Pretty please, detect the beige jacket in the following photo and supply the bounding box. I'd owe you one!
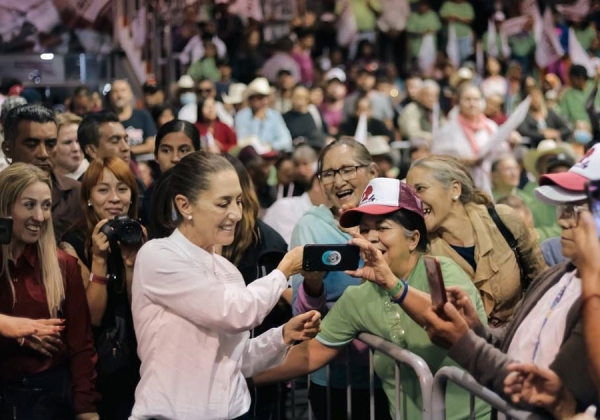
[428,203,547,325]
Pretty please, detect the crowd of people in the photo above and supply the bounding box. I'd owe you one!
[0,0,599,419]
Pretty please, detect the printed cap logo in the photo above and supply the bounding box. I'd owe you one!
[361,185,375,204]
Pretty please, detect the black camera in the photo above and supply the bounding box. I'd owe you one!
[100,215,143,247]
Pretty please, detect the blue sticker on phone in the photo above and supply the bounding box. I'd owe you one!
[322,250,342,266]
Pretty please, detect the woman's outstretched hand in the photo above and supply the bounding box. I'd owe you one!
[282,310,322,345]
[344,233,396,290]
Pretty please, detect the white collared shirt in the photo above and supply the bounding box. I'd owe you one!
[507,270,581,368]
[130,229,290,420]
[263,193,313,245]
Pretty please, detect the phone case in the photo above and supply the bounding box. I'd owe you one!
[302,245,360,272]
[424,256,447,311]
[586,181,600,235]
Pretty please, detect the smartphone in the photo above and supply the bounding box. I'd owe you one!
[424,256,447,312]
[302,244,360,272]
[586,180,600,236]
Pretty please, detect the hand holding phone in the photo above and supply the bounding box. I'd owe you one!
[586,180,600,236]
[302,244,360,272]
[424,256,447,312]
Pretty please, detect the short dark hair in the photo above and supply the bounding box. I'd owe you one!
[73,85,92,97]
[570,64,588,80]
[385,209,429,253]
[78,111,120,160]
[154,119,201,156]
[3,104,56,145]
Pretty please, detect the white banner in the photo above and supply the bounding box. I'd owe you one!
[535,8,564,69]
[487,19,499,57]
[569,27,597,77]
[26,0,60,32]
[69,0,110,22]
[447,25,460,69]
[354,113,368,144]
[500,16,530,37]
[418,33,436,76]
[480,95,531,159]
[557,0,590,23]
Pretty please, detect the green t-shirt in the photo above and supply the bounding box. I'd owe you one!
[558,84,592,125]
[440,1,474,39]
[406,11,442,57]
[522,182,561,242]
[336,0,382,32]
[508,32,536,57]
[316,256,491,420]
[575,25,597,51]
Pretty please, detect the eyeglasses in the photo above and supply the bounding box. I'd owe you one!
[198,88,213,94]
[318,165,367,185]
[556,204,588,223]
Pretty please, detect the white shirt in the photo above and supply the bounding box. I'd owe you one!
[179,34,227,65]
[431,115,504,196]
[178,101,234,128]
[64,159,90,181]
[130,229,290,420]
[377,0,410,32]
[507,270,581,368]
[263,193,313,244]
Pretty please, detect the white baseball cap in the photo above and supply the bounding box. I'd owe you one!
[535,143,600,205]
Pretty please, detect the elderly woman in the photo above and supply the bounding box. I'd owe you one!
[398,80,442,144]
[517,88,571,148]
[422,145,600,418]
[289,137,387,419]
[431,83,505,195]
[130,152,320,420]
[255,178,490,420]
[0,164,98,419]
[406,156,546,326]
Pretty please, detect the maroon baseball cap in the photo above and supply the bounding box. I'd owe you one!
[339,178,424,228]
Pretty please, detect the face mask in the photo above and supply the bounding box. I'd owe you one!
[180,92,196,105]
[573,129,592,144]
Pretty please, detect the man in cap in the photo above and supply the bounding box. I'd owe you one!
[142,80,165,109]
[234,78,293,151]
[523,140,577,242]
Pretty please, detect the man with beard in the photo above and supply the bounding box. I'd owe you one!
[2,105,82,240]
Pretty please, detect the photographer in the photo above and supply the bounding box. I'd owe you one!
[60,157,144,420]
[0,164,98,420]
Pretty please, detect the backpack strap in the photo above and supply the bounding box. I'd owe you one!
[487,205,530,291]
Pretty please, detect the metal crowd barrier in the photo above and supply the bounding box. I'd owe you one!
[431,366,539,420]
[279,338,537,420]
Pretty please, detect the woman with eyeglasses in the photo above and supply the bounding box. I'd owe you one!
[256,178,491,420]
[406,156,546,327]
[289,137,390,419]
[421,146,600,418]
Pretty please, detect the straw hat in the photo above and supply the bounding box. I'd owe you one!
[177,75,195,89]
[523,139,576,179]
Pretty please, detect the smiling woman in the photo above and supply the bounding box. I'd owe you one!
[59,157,142,420]
[129,151,319,420]
[0,163,99,419]
[406,156,546,326]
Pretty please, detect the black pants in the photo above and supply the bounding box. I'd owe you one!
[308,383,392,420]
[0,365,74,420]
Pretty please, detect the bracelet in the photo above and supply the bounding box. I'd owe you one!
[386,279,404,298]
[18,337,24,346]
[393,280,409,305]
[581,293,600,313]
[89,273,108,286]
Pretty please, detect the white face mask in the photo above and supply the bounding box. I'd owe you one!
[180,92,196,105]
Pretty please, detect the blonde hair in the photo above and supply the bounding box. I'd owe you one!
[0,164,65,316]
[410,155,493,206]
[56,112,82,132]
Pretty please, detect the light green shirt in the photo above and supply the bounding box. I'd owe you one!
[575,25,597,51]
[508,32,536,57]
[406,10,442,57]
[522,182,561,242]
[317,256,491,420]
[439,1,474,39]
[337,0,382,32]
[558,83,592,125]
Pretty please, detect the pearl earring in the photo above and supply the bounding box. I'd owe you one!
[87,201,92,207]
[188,215,192,220]
[452,196,459,201]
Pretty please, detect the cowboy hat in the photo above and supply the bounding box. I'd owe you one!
[222,83,247,105]
[523,139,576,179]
[243,78,271,100]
